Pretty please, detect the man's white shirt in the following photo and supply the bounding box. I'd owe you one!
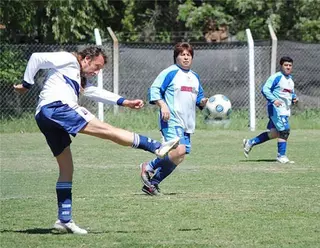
[23,52,124,115]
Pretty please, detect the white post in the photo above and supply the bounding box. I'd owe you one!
[268,24,278,75]
[94,28,104,121]
[246,29,256,131]
[107,27,119,115]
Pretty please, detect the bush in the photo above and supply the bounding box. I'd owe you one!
[0,48,27,85]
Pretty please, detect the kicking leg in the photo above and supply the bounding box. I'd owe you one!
[80,117,179,158]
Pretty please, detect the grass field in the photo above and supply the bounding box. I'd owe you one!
[1,129,319,248]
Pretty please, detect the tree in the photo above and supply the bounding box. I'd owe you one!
[288,0,320,42]
[0,0,319,43]
[177,0,320,42]
[0,0,123,43]
[120,0,184,42]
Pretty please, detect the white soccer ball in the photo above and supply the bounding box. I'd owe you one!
[204,94,232,120]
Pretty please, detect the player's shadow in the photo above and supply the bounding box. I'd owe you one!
[90,230,151,234]
[1,227,201,235]
[239,159,277,163]
[90,228,202,234]
[1,228,55,235]
[178,228,202,232]
[134,192,182,196]
[1,228,153,235]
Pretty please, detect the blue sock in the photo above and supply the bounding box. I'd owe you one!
[277,141,287,156]
[56,182,72,223]
[149,157,162,171]
[132,134,161,153]
[249,132,270,146]
[150,156,177,185]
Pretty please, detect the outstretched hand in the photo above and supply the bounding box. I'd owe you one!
[200,97,209,107]
[122,99,144,109]
[13,84,29,94]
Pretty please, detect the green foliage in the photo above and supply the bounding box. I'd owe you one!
[120,0,183,42]
[0,49,27,85]
[293,18,320,42]
[178,1,233,29]
[121,0,140,42]
[290,0,320,42]
[46,0,116,43]
[0,0,120,43]
[177,0,320,42]
[0,0,319,43]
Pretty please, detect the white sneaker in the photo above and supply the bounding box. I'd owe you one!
[243,139,252,158]
[155,137,180,158]
[53,219,88,234]
[277,155,294,164]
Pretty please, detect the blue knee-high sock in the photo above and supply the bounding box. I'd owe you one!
[150,156,177,185]
[56,182,72,223]
[249,132,270,146]
[277,141,287,156]
[148,157,162,171]
[132,134,161,153]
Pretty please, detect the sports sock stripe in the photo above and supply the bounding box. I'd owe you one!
[132,133,139,148]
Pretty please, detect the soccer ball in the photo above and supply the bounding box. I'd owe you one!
[204,94,232,120]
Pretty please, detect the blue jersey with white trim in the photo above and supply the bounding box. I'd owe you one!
[261,71,295,116]
[148,64,204,133]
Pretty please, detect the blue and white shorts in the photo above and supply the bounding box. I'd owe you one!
[35,101,95,156]
[267,115,290,132]
[160,126,191,154]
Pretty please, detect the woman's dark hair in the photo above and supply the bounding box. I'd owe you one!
[173,42,194,63]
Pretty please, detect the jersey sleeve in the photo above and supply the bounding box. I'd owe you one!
[261,73,281,103]
[292,89,297,99]
[83,82,125,106]
[148,67,178,104]
[22,52,77,88]
[194,72,205,109]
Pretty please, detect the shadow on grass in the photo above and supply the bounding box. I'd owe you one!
[134,192,183,197]
[178,228,202,232]
[0,228,152,235]
[90,230,151,234]
[90,228,202,234]
[1,227,202,235]
[239,159,277,163]
[1,228,55,235]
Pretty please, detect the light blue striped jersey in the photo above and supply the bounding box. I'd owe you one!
[148,64,204,133]
[261,71,296,116]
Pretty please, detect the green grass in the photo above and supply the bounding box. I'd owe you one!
[1,130,319,247]
[1,108,320,133]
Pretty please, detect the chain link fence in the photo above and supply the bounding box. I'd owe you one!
[1,41,319,120]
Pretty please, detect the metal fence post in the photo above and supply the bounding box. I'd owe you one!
[246,29,256,131]
[268,24,278,75]
[94,28,104,121]
[107,27,119,115]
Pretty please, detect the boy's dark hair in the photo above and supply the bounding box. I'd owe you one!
[78,46,107,64]
[280,56,293,65]
[173,42,194,63]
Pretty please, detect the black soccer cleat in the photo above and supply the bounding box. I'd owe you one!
[141,185,161,196]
